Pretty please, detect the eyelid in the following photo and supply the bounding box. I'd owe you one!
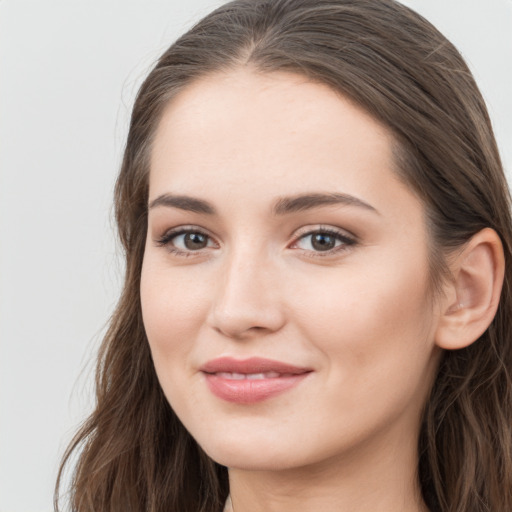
[155,225,219,255]
[154,223,357,258]
[291,224,356,241]
[288,225,358,258]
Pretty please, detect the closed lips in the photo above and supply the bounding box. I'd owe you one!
[215,371,290,380]
[201,357,313,404]
[200,356,312,376]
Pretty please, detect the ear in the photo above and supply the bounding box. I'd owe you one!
[435,228,505,350]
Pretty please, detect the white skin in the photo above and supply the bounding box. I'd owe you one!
[141,69,448,512]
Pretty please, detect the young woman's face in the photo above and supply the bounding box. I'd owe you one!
[141,69,443,471]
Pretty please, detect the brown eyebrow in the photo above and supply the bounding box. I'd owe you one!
[148,192,378,216]
[148,194,216,214]
[272,192,378,215]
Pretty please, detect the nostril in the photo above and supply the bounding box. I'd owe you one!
[207,278,286,337]
[211,317,283,340]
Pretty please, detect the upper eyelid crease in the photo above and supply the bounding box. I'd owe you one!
[156,227,356,257]
[147,192,379,216]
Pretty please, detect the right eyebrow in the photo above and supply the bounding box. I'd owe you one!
[148,194,217,215]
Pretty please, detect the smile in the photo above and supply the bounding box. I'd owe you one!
[200,357,312,404]
[216,371,284,380]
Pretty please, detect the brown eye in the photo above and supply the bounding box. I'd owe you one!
[293,228,356,255]
[182,232,209,250]
[156,229,216,254]
[310,233,337,251]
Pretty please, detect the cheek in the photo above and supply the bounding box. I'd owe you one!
[140,258,211,363]
[140,259,216,421]
[288,252,436,379]
[285,260,438,443]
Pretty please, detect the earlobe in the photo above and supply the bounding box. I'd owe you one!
[435,228,505,350]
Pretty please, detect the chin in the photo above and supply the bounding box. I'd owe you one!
[195,430,305,471]
[197,425,342,473]
[205,446,300,471]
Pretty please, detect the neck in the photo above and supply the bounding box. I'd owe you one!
[225,422,429,512]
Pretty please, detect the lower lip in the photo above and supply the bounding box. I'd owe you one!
[203,373,310,404]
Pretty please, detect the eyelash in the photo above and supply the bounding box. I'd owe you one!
[155,225,357,259]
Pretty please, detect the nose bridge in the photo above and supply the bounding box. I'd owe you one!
[208,240,285,338]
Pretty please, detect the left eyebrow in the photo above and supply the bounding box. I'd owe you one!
[272,192,379,216]
[147,191,379,216]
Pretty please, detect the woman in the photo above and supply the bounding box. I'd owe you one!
[55,0,512,511]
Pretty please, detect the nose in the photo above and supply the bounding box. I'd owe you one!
[207,248,286,340]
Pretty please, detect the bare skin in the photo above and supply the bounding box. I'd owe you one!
[142,68,449,512]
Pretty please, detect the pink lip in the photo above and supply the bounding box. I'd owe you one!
[200,357,312,404]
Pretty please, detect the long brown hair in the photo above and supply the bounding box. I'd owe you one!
[55,1,512,511]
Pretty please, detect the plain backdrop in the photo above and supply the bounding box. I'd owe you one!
[0,1,511,511]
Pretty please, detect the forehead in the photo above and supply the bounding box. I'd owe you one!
[149,68,417,219]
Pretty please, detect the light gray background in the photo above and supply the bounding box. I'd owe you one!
[1,1,511,511]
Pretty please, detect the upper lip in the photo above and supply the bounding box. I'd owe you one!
[200,357,312,375]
